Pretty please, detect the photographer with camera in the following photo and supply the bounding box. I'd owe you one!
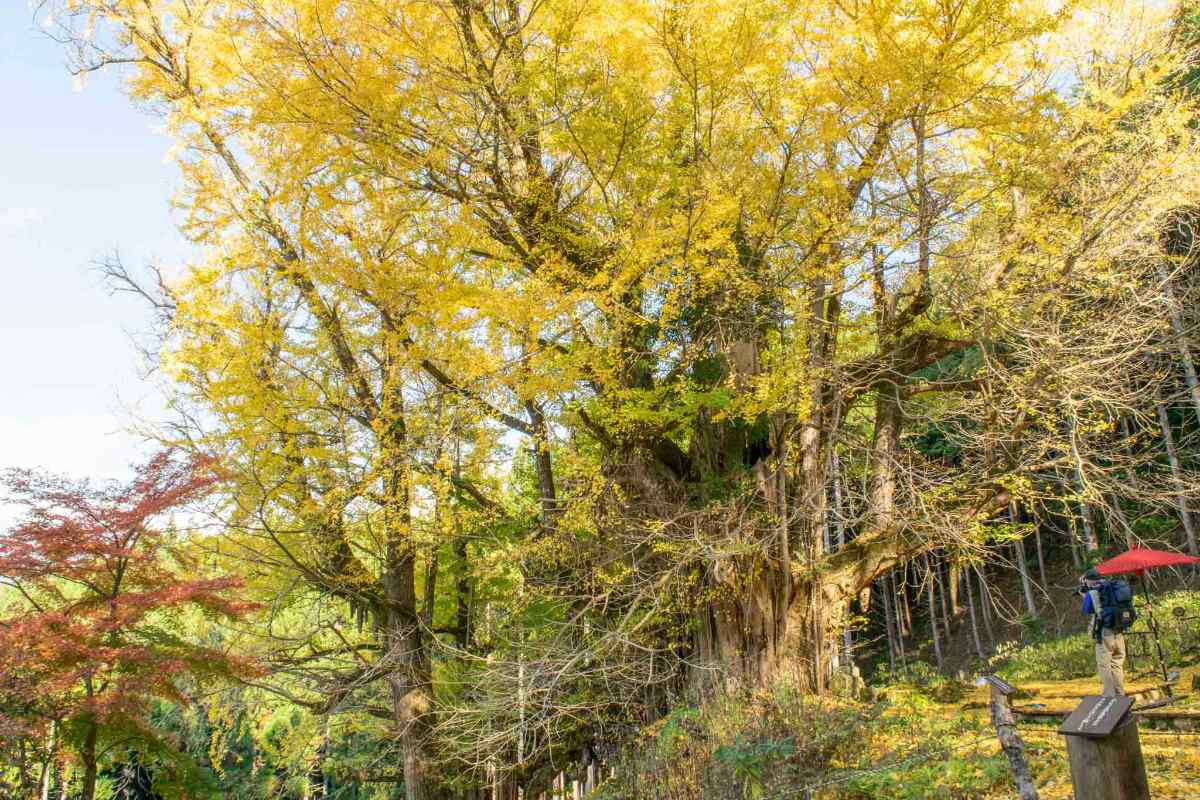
[1080,567,1138,696]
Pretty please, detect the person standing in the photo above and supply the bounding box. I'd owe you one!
[1081,567,1127,696]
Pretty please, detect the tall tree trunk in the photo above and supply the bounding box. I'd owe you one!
[525,401,559,526]
[926,557,943,668]
[977,567,997,645]
[832,453,852,664]
[1068,417,1099,555]
[453,434,472,649]
[17,738,32,798]
[79,719,98,800]
[964,562,987,659]
[1031,505,1049,589]
[938,558,953,641]
[379,379,438,800]
[1106,493,1135,550]
[308,722,330,800]
[384,554,438,800]
[882,574,899,670]
[1011,505,1038,618]
[948,561,961,618]
[39,721,56,800]
[892,571,908,666]
[1157,261,1200,424]
[1156,401,1198,554]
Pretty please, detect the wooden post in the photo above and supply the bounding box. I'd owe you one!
[985,677,1038,800]
[1064,717,1150,800]
[1060,695,1150,800]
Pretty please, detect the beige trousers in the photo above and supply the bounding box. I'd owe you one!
[1095,629,1127,696]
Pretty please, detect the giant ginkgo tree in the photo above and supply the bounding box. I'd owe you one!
[43,0,1200,796]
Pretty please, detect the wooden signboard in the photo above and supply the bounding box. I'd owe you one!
[1058,695,1134,738]
[981,674,1017,697]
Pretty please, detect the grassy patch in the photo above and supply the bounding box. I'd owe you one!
[994,589,1200,683]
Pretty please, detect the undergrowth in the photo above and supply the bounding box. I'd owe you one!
[994,589,1200,682]
[594,588,1200,799]
[593,674,1009,799]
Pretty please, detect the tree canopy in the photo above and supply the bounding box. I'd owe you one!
[10,0,1200,797]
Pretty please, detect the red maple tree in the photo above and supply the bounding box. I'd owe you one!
[0,451,257,800]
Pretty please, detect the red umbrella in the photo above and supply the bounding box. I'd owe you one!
[1092,547,1200,689]
[1096,547,1200,576]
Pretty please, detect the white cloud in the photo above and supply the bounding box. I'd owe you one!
[0,207,47,236]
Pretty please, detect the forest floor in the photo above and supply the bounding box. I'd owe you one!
[594,586,1200,799]
[860,582,1200,799]
[874,584,1200,799]
[959,669,1200,799]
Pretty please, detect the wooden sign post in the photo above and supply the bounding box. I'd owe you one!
[982,675,1038,800]
[1059,696,1150,800]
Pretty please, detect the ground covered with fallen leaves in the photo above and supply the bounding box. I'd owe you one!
[595,590,1200,798]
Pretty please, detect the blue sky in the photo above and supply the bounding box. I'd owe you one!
[0,5,190,490]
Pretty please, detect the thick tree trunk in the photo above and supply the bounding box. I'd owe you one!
[693,568,790,691]
[377,379,438,800]
[383,554,438,800]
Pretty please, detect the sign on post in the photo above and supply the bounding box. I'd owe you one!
[1058,695,1133,738]
[1059,696,1149,800]
[980,674,1017,697]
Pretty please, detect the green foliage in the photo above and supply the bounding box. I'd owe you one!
[597,673,1018,799]
[840,684,1008,799]
[1134,515,1181,542]
[714,735,796,799]
[843,748,1009,800]
[992,634,1097,682]
[871,661,971,703]
[654,706,702,760]
[995,589,1200,682]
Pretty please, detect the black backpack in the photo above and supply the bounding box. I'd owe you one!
[1097,578,1137,633]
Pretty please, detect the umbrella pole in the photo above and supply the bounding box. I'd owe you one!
[1141,577,1171,691]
